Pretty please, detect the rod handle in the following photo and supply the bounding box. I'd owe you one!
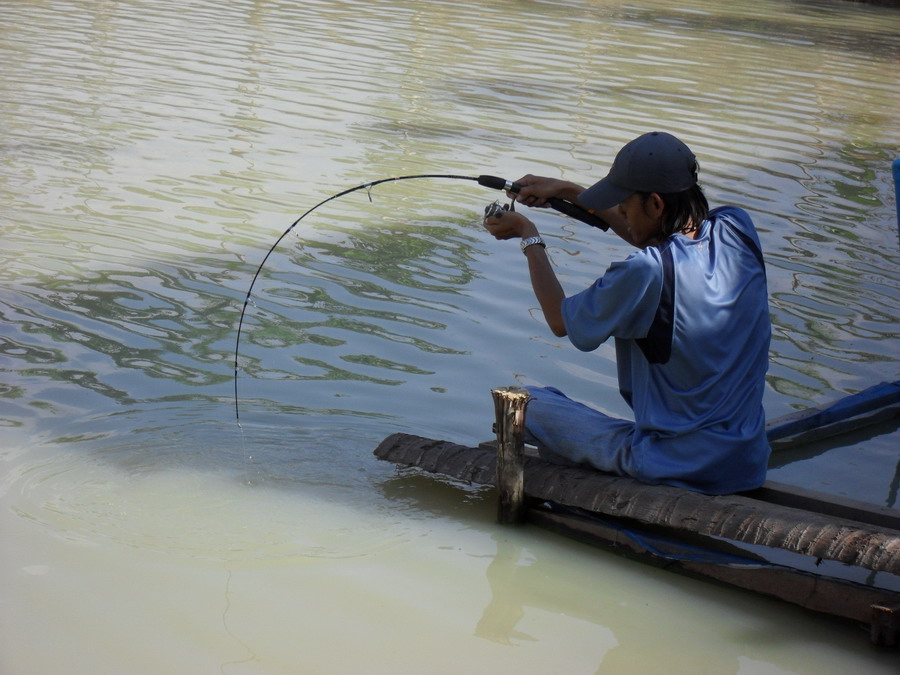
[477,175,610,231]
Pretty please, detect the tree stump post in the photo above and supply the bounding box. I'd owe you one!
[491,386,531,525]
[870,602,900,648]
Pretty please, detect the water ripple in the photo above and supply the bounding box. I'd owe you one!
[2,0,898,463]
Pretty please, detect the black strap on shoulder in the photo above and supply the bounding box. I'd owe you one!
[724,221,766,273]
[709,207,766,273]
[635,245,675,365]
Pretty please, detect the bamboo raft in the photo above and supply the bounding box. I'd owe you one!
[374,384,900,647]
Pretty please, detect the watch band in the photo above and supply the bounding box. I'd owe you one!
[520,236,546,255]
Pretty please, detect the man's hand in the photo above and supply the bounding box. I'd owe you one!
[508,175,585,208]
[483,210,539,241]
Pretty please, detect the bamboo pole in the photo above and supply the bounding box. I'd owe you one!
[491,386,531,525]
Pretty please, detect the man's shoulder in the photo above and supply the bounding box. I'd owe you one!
[581,248,662,301]
[613,246,666,277]
[708,205,766,267]
[709,205,755,230]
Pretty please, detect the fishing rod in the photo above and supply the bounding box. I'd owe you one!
[232,172,609,424]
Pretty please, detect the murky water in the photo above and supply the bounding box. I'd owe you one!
[2,0,899,672]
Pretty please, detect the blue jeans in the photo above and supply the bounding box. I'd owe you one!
[523,386,637,477]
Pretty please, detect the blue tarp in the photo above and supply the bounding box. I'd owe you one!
[767,380,900,442]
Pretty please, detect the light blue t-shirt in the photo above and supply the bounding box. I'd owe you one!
[561,206,771,493]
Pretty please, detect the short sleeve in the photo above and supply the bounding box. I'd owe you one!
[562,250,663,352]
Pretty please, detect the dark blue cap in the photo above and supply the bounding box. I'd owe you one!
[579,132,699,212]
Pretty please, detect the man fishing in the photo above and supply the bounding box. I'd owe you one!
[483,131,771,495]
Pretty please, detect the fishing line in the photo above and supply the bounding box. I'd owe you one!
[233,173,609,424]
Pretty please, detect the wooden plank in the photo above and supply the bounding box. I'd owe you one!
[525,462,900,575]
[375,433,496,485]
[481,439,900,531]
[374,433,900,575]
[748,481,900,532]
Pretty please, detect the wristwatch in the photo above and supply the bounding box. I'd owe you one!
[520,236,546,255]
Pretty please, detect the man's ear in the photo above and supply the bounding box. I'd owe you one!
[645,192,665,218]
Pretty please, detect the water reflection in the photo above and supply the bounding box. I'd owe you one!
[376,471,898,673]
[4,0,898,428]
[475,535,755,672]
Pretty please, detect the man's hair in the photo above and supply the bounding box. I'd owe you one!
[639,183,709,238]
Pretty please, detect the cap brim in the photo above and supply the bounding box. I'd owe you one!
[578,177,634,213]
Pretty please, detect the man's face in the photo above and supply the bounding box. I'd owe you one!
[617,193,664,247]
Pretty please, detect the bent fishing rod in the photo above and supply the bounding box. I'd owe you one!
[233,173,609,424]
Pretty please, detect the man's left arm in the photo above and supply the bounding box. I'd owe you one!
[483,211,567,337]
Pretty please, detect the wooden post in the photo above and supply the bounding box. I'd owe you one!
[491,386,531,525]
[870,602,900,648]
